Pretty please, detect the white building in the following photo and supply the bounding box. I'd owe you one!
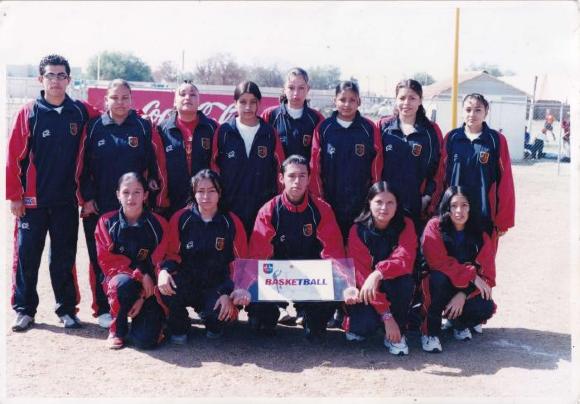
[422,71,530,161]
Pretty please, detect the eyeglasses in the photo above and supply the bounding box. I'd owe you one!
[43,72,69,81]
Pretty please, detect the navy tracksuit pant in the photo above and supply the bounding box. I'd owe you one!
[346,274,414,337]
[11,204,80,318]
[82,214,111,317]
[107,274,164,349]
[424,270,495,337]
[246,301,337,335]
[161,272,228,336]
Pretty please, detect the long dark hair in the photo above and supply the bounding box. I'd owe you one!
[354,181,405,235]
[394,79,428,124]
[438,186,483,244]
[189,169,223,211]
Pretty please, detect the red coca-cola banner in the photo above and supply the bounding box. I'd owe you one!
[87,87,279,124]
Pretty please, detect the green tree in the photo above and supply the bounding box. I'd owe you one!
[87,51,153,82]
[152,60,178,83]
[308,65,341,89]
[247,65,284,87]
[193,53,247,85]
[411,72,435,86]
[467,63,515,77]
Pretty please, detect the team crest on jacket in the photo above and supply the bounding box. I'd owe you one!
[136,248,149,261]
[479,151,490,164]
[128,136,139,148]
[303,223,313,237]
[355,144,365,157]
[302,134,312,147]
[69,123,78,136]
[411,143,422,157]
[257,146,268,158]
[201,137,211,150]
[215,237,225,251]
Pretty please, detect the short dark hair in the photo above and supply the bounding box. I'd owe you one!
[234,81,261,101]
[281,154,310,175]
[39,54,70,76]
[107,78,132,93]
[463,93,489,111]
[335,80,360,97]
[354,181,405,235]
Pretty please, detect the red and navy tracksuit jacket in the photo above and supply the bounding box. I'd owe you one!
[433,123,515,234]
[421,217,496,291]
[77,110,161,213]
[156,110,218,213]
[261,102,324,162]
[95,208,169,332]
[210,117,285,235]
[6,91,99,207]
[249,192,345,261]
[310,111,383,239]
[162,206,248,295]
[242,191,346,297]
[378,116,443,220]
[346,217,417,315]
[95,209,168,285]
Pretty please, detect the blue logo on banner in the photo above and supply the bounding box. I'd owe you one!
[263,263,274,274]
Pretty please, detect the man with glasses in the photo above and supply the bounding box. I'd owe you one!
[6,54,99,332]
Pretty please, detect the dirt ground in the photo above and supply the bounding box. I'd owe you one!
[3,158,576,402]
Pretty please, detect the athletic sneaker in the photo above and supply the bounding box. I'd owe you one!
[170,334,188,345]
[59,314,82,329]
[295,316,304,326]
[12,313,34,332]
[107,334,124,350]
[441,318,453,330]
[472,324,483,334]
[97,313,113,329]
[384,335,409,356]
[278,307,296,325]
[345,331,366,342]
[453,327,472,341]
[421,335,443,353]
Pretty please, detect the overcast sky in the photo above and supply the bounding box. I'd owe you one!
[0,1,577,95]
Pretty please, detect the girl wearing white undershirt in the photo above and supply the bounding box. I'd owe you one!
[378,79,444,224]
[261,68,324,162]
[210,81,285,235]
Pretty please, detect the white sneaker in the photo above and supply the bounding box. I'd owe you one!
[295,316,304,326]
[345,331,366,342]
[278,307,296,325]
[421,335,443,353]
[59,314,82,329]
[12,313,34,332]
[472,324,483,334]
[441,318,453,330]
[384,335,409,355]
[97,313,113,329]
[453,327,472,341]
[170,334,188,345]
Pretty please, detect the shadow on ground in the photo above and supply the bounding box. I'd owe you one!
[46,321,566,375]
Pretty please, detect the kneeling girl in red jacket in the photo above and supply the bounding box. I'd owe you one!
[420,186,496,353]
[345,181,417,355]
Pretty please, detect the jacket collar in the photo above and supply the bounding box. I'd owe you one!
[280,191,310,213]
[101,109,137,126]
[118,207,148,229]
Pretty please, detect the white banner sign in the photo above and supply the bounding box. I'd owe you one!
[257,260,335,301]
